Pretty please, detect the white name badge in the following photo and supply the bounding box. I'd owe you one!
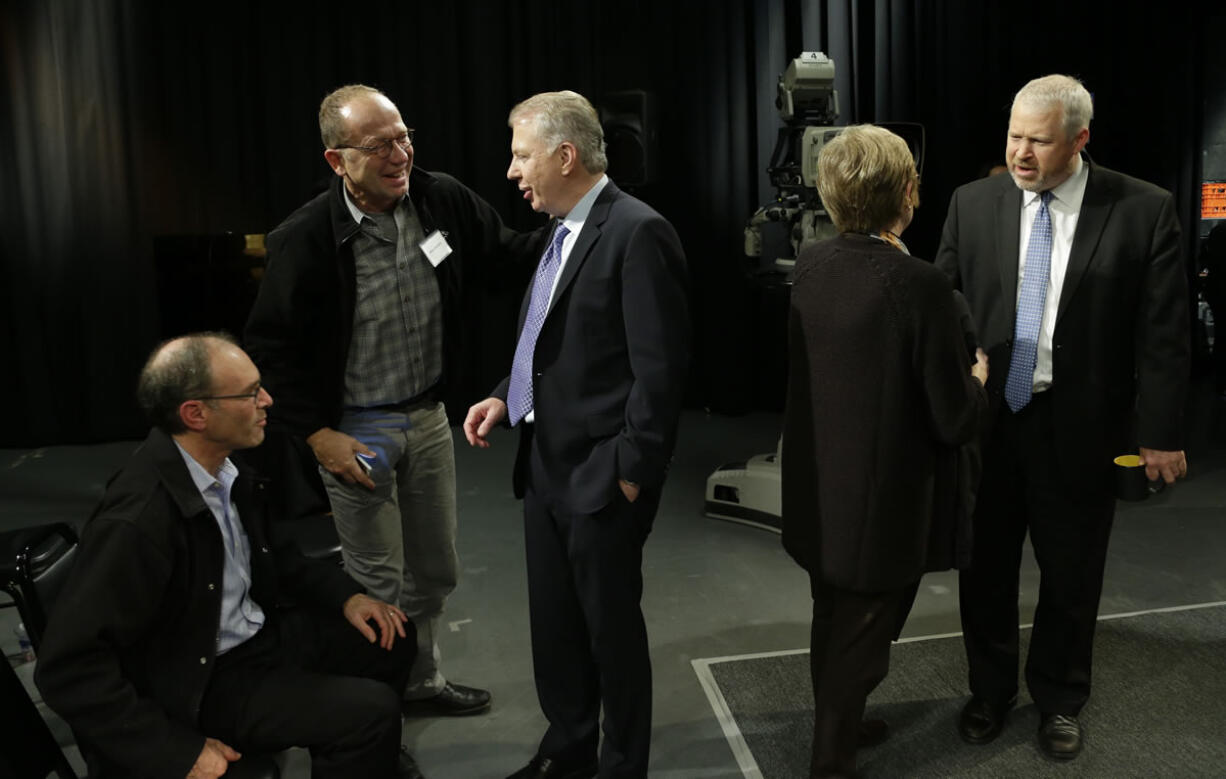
[420,230,453,267]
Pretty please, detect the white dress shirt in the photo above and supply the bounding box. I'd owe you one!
[1017,156,1088,392]
[523,174,610,424]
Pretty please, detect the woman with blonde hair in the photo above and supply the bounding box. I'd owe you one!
[782,124,988,778]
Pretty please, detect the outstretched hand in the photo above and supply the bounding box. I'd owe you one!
[463,398,508,448]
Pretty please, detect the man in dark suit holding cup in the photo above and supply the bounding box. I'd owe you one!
[935,74,1190,761]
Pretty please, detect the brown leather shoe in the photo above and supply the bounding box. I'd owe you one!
[1037,713,1082,760]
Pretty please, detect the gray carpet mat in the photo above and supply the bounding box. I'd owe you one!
[697,604,1226,778]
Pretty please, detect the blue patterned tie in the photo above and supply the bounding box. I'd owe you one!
[1004,190,1053,413]
[507,224,570,425]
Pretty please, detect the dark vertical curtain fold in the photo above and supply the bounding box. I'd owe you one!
[0,0,1216,445]
[2,0,157,445]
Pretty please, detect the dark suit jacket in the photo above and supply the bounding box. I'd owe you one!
[781,234,987,591]
[934,161,1189,486]
[494,180,690,515]
[35,429,363,779]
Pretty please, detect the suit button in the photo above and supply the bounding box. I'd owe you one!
[207,583,215,591]
[199,657,207,665]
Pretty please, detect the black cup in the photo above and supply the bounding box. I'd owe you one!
[1114,454,1164,501]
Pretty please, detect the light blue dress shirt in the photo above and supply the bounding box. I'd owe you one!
[175,443,266,654]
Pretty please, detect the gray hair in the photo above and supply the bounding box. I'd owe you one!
[1013,74,1094,140]
[319,84,387,148]
[137,332,237,434]
[509,90,608,173]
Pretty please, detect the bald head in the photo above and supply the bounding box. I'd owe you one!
[137,332,237,433]
[319,84,394,149]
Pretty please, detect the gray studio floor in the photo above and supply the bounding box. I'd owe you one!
[4,401,1226,778]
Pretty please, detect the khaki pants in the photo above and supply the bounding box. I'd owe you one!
[322,400,458,698]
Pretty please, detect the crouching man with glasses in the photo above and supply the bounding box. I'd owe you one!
[36,332,422,779]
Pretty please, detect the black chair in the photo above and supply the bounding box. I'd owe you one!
[1,523,79,649]
[2,523,282,779]
[1,522,79,779]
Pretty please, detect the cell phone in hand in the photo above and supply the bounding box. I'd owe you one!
[355,452,375,475]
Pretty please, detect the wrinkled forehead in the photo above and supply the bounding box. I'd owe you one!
[341,95,406,141]
[209,343,260,390]
[510,119,546,152]
[1008,102,1064,134]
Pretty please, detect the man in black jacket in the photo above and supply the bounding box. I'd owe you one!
[36,333,419,779]
[245,85,537,715]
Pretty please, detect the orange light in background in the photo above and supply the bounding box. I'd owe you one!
[1204,182,1226,220]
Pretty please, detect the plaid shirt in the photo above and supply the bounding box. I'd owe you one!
[343,196,443,407]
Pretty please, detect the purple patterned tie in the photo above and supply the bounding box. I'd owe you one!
[1004,190,1053,412]
[507,224,570,425]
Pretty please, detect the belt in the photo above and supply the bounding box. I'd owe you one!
[357,384,439,413]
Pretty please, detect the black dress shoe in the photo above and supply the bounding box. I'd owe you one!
[398,746,425,779]
[1037,713,1082,760]
[958,696,1016,744]
[404,681,491,716]
[857,718,890,748]
[506,755,598,779]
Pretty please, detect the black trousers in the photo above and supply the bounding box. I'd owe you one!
[959,391,1115,715]
[807,576,915,779]
[523,478,660,778]
[197,606,416,779]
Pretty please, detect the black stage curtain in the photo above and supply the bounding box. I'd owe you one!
[0,0,1217,446]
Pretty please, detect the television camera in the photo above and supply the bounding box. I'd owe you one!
[746,52,926,274]
[745,51,844,273]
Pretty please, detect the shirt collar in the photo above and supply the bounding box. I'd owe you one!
[1022,154,1087,212]
[173,441,238,495]
[342,186,405,226]
[560,174,610,234]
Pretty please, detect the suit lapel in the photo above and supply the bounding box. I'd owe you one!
[545,182,618,318]
[995,183,1022,325]
[1057,164,1112,324]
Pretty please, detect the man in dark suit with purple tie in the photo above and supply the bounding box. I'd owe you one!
[464,90,689,779]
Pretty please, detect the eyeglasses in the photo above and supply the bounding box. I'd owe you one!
[334,130,415,158]
[196,385,262,404]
